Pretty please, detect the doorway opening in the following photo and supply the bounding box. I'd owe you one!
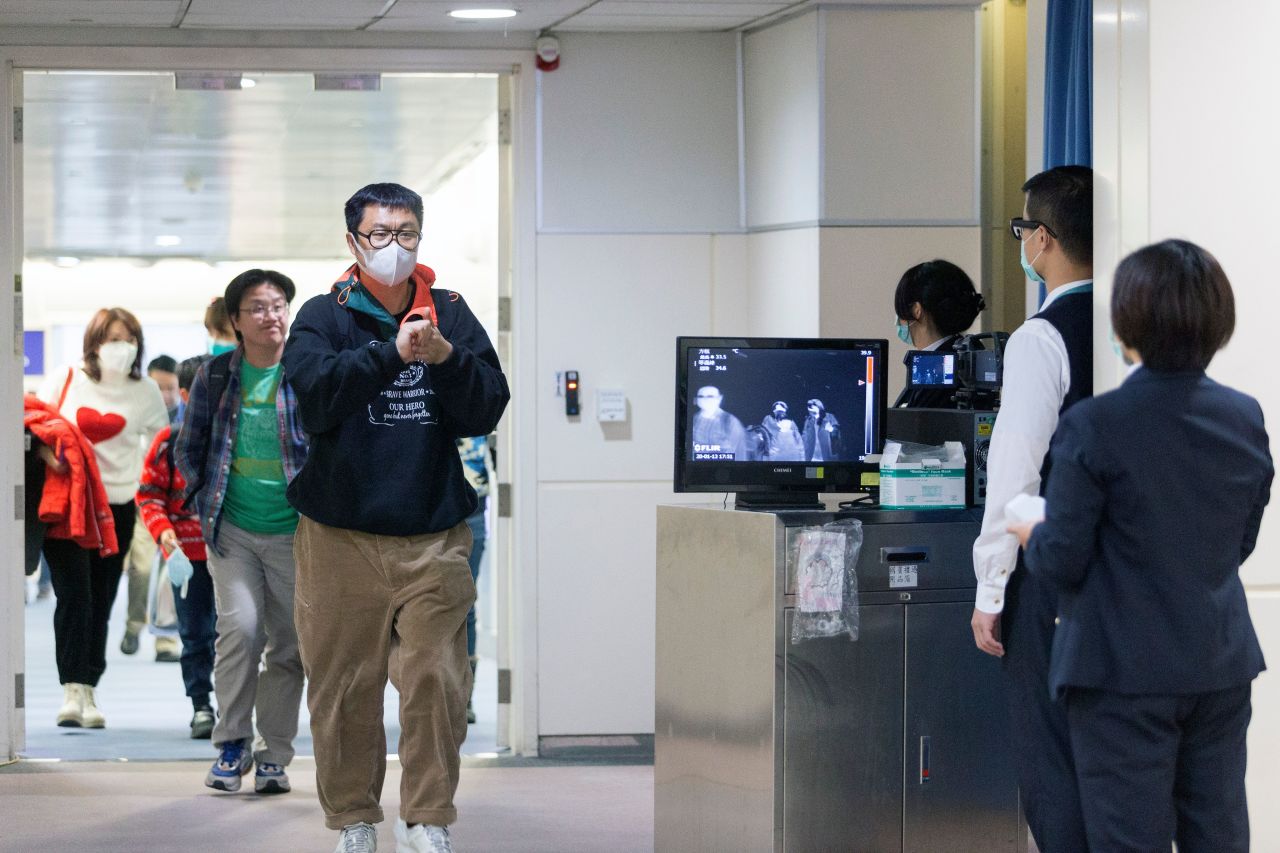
[18,68,509,761]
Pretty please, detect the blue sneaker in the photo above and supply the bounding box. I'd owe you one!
[205,739,253,791]
[254,762,291,794]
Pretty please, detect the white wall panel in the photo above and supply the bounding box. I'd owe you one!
[821,7,979,224]
[745,227,820,337]
[535,234,713,483]
[536,483,713,735]
[538,33,741,234]
[710,233,750,335]
[743,13,821,228]
[817,226,981,400]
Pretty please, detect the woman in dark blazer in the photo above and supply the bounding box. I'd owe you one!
[891,259,987,408]
[1010,239,1273,853]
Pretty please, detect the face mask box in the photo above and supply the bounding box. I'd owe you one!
[879,440,967,510]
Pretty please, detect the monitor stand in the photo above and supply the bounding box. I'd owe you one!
[734,492,824,511]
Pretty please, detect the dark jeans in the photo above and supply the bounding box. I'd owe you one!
[465,497,487,657]
[1068,684,1252,853]
[173,558,216,706]
[43,502,136,686]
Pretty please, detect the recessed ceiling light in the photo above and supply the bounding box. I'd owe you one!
[241,77,257,89]
[54,256,81,268]
[155,235,182,247]
[448,8,518,19]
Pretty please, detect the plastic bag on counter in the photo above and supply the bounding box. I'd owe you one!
[791,518,863,644]
[883,440,953,466]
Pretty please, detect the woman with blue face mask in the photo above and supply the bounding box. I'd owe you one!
[892,259,987,408]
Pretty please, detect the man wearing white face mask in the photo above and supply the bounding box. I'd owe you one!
[39,307,169,729]
[969,165,1094,853]
[283,183,509,853]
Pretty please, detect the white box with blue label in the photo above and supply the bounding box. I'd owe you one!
[879,440,967,509]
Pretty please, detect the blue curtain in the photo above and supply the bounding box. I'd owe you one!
[1044,0,1092,168]
[1039,0,1092,304]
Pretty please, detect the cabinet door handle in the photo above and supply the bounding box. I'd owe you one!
[919,735,931,784]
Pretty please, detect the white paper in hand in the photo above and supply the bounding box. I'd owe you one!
[1004,493,1046,524]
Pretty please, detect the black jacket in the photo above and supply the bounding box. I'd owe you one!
[281,284,509,536]
[1025,368,1272,698]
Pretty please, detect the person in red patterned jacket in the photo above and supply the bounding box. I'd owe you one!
[136,354,216,740]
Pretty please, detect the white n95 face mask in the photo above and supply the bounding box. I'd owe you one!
[356,242,418,288]
[98,341,137,376]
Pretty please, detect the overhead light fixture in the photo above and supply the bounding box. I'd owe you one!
[241,77,257,89]
[155,235,182,247]
[53,256,81,268]
[448,8,518,19]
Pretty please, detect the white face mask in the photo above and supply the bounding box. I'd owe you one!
[353,240,418,288]
[98,341,137,376]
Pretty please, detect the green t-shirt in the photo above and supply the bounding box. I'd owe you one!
[221,361,298,535]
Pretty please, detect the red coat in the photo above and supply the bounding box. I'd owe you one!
[24,395,119,556]
[136,425,206,562]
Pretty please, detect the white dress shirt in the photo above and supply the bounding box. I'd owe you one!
[973,279,1092,613]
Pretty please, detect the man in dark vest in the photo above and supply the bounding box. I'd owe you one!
[970,165,1094,853]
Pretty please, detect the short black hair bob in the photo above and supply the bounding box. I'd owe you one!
[344,183,425,233]
[894,259,986,337]
[176,354,211,392]
[223,269,297,342]
[1022,165,1093,267]
[1111,239,1235,372]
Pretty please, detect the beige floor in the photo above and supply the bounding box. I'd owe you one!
[0,758,654,852]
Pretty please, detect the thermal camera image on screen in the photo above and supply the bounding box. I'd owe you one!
[687,347,878,463]
[910,353,956,387]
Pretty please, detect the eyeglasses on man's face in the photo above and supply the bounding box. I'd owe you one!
[243,302,289,320]
[1009,218,1059,241]
[352,229,422,250]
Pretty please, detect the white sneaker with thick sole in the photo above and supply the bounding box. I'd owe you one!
[394,819,453,853]
[335,822,378,852]
[56,683,83,727]
[79,685,105,728]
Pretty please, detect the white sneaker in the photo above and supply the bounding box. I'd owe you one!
[56,683,83,727]
[79,685,105,728]
[335,822,378,852]
[394,819,453,853]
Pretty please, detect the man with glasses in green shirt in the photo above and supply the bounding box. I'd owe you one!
[175,268,309,798]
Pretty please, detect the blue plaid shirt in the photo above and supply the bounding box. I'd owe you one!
[173,348,308,555]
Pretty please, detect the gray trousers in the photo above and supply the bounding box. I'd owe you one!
[207,520,304,765]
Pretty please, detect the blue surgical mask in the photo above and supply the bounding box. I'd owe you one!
[1020,239,1046,285]
[896,320,912,345]
[1109,329,1134,365]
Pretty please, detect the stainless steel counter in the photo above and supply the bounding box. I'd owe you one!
[655,504,1026,853]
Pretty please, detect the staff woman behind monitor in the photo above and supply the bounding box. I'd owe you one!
[892,259,986,408]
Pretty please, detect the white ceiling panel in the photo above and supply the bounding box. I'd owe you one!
[181,0,387,29]
[0,0,182,28]
[582,2,787,17]
[371,0,579,32]
[23,72,499,262]
[559,14,768,31]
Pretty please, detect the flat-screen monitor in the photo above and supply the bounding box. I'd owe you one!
[906,351,957,387]
[674,337,889,507]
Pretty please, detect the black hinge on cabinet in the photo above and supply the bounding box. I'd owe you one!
[14,485,23,521]
[497,483,512,518]
[12,107,21,144]
[15,673,24,709]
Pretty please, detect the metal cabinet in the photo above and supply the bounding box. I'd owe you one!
[656,505,1025,853]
